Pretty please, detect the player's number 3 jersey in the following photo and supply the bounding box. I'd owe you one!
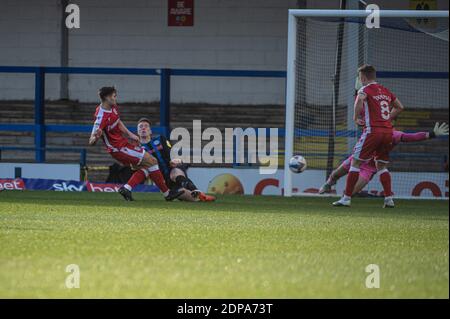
[92,105,128,152]
[358,82,396,133]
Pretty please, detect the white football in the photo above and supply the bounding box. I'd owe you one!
[289,155,307,173]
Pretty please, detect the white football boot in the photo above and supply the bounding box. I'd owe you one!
[383,196,395,208]
[332,196,351,207]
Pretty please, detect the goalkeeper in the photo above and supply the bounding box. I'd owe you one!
[136,118,215,202]
[319,122,449,195]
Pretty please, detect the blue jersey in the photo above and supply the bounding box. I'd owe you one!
[142,135,172,178]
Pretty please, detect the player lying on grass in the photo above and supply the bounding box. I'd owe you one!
[88,86,183,202]
[136,118,216,202]
[333,64,404,208]
[320,122,449,195]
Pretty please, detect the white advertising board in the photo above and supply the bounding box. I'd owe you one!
[188,168,449,199]
[0,163,80,182]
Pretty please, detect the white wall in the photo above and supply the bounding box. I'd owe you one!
[68,0,300,104]
[0,0,61,100]
[0,0,299,104]
[0,0,448,104]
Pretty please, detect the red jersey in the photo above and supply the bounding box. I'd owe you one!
[358,82,396,133]
[92,105,128,152]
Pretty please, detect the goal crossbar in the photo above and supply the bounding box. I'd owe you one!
[288,9,449,18]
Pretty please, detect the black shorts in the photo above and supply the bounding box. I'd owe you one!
[164,163,189,190]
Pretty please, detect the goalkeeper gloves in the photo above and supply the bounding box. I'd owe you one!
[429,122,449,138]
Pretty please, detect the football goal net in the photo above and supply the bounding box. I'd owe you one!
[283,9,449,199]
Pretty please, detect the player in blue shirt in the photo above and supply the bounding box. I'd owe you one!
[137,118,215,202]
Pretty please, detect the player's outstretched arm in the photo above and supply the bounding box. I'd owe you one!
[118,120,139,143]
[389,99,405,121]
[398,131,429,143]
[396,122,448,144]
[353,93,365,126]
[89,128,102,145]
[88,135,96,145]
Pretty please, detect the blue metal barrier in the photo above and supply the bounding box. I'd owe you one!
[1,66,448,165]
[0,66,286,163]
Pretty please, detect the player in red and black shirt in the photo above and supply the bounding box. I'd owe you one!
[88,86,183,201]
[333,65,405,208]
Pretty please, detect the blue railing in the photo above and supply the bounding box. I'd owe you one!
[0,66,448,165]
[0,66,285,163]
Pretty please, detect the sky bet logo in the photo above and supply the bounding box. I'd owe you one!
[52,182,84,192]
[86,183,121,192]
[0,179,25,191]
[52,182,121,192]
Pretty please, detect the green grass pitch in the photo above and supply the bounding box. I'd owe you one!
[0,191,448,298]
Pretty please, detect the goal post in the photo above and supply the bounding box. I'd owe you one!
[283,9,449,198]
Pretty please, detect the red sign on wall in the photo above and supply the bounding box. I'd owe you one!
[168,0,194,26]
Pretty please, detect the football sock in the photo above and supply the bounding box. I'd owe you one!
[379,168,393,197]
[125,169,147,190]
[147,165,169,194]
[344,167,360,197]
[175,175,197,191]
[326,174,336,186]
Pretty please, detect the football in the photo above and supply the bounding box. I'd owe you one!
[289,155,307,173]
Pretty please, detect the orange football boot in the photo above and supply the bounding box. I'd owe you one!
[198,192,216,202]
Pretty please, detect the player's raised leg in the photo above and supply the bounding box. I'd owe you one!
[132,151,183,201]
[319,158,352,194]
[116,149,184,201]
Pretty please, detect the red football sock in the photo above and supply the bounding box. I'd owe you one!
[379,169,393,197]
[344,167,360,197]
[125,169,146,190]
[147,165,169,193]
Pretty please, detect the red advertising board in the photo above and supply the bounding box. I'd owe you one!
[0,178,25,190]
[168,0,194,26]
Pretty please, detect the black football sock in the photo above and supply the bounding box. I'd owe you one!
[175,175,198,191]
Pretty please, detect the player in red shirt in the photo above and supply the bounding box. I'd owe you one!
[320,123,449,195]
[333,65,405,208]
[88,86,183,201]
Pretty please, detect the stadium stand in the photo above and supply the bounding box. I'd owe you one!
[1,99,447,181]
[0,100,286,181]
